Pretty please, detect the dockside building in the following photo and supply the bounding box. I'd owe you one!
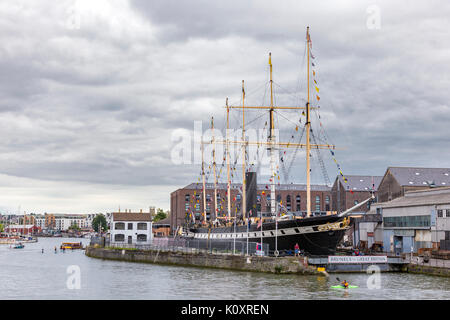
[110,212,153,245]
[376,187,450,254]
[331,175,382,213]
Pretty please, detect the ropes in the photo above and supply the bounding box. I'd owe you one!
[310,128,331,186]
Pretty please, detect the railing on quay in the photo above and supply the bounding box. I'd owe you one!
[90,236,270,257]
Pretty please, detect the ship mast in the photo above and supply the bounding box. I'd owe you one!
[226,98,231,220]
[208,28,335,219]
[211,116,218,221]
[306,26,312,217]
[241,80,247,220]
[269,53,276,217]
[201,136,207,224]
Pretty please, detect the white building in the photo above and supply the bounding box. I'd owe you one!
[35,216,46,229]
[39,213,91,231]
[110,212,153,245]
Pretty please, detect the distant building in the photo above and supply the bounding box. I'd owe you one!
[331,175,382,213]
[35,215,46,230]
[44,213,92,231]
[0,213,91,232]
[152,217,171,237]
[377,167,450,203]
[46,213,92,231]
[0,215,20,225]
[110,212,153,245]
[376,187,450,254]
[22,215,36,225]
[5,225,41,235]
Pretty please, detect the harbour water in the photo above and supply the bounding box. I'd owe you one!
[1,238,449,300]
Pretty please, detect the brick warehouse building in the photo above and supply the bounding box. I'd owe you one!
[331,175,383,213]
[170,182,333,233]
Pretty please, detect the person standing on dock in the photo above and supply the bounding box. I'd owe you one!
[294,243,300,257]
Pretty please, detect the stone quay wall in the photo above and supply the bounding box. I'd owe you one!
[406,256,450,277]
[85,246,321,275]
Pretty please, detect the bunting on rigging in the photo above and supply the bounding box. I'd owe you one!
[329,150,354,194]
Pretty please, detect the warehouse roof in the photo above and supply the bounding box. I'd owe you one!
[112,213,152,222]
[386,166,450,187]
[379,187,450,208]
[337,175,383,192]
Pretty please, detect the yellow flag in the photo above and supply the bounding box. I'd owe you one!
[315,87,319,93]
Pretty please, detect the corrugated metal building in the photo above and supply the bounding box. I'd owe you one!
[376,187,450,254]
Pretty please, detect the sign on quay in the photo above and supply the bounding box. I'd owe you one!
[328,256,388,264]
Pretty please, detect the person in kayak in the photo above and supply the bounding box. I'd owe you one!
[341,280,349,289]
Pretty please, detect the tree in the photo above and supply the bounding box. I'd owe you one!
[92,214,108,233]
[0,223,4,233]
[153,209,168,222]
[68,223,81,232]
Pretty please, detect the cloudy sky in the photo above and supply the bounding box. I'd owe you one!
[0,0,449,214]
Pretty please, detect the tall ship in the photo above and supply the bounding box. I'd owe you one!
[180,27,373,256]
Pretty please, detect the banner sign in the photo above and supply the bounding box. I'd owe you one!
[328,256,388,264]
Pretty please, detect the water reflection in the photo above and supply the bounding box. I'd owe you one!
[0,238,449,300]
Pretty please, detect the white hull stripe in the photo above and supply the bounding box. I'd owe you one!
[185,221,348,240]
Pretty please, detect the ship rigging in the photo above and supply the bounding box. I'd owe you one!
[182,27,373,256]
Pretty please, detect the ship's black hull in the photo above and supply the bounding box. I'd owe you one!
[249,228,346,256]
[183,214,348,256]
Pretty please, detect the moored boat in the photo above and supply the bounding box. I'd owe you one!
[60,242,84,250]
[13,243,25,249]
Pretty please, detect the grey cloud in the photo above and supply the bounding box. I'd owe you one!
[0,0,449,212]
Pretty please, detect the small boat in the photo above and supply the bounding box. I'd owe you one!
[60,242,83,250]
[13,243,25,249]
